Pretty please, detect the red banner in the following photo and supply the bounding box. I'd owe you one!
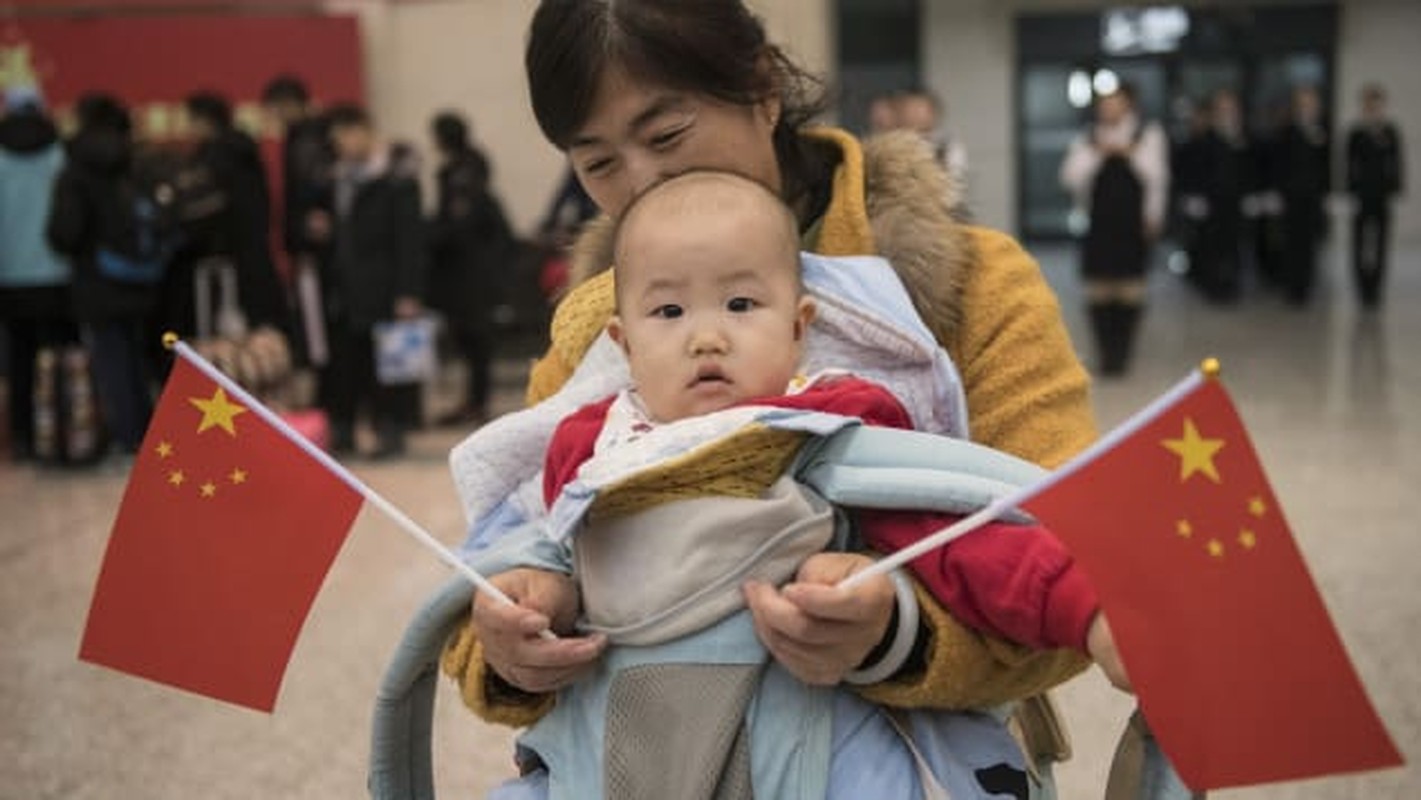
[2,14,364,140]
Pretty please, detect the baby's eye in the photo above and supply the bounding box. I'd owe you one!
[652,304,684,319]
[727,297,758,313]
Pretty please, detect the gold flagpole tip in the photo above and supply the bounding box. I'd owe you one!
[1200,357,1222,378]
[161,332,179,350]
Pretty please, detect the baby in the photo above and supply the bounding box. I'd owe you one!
[477,170,1119,800]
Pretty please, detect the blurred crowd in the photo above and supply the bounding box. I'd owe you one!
[1057,81,1403,377]
[0,75,585,467]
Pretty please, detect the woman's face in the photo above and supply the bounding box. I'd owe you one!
[566,66,783,218]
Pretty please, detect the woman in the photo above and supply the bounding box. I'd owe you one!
[444,0,1109,794]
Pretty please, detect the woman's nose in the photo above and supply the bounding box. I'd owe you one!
[624,154,670,201]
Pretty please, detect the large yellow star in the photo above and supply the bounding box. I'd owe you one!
[189,387,248,436]
[1162,418,1225,484]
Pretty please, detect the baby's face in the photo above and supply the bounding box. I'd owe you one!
[610,199,812,423]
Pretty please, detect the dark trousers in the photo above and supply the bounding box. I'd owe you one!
[1,293,78,457]
[454,325,492,415]
[83,319,155,452]
[1352,205,1392,307]
[322,325,420,448]
[1281,199,1325,305]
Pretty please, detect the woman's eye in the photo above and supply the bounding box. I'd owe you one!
[652,304,684,319]
[650,126,687,149]
[727,297,758,312]
[582,157,614,176]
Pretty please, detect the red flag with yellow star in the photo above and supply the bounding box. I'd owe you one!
[1025,376,1401,789]
[80,356,363,712]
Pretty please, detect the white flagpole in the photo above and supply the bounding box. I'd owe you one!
[168,336,530,618]
[839,364,1212,590]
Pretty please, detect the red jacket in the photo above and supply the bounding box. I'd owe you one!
[544,377,1099,651]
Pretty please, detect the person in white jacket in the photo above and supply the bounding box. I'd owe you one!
[1060,84,1169,376]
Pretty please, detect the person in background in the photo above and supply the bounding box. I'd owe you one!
[324,103,427,458]
[46,94,155,455]
[0,86,75,461]
[896,88,969,187]
[427,110,514,427]
[1346,83,1405,309]
[261,74,334,365]
[866,92,898,136]
[1181,88,1254,304]
[1060,83,1169,376]
[184,92,288,333]
[1271,85,1331,306]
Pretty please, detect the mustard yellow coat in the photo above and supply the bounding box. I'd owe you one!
[443,128,1097,727]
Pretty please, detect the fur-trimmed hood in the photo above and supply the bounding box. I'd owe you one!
[566,129,976,345]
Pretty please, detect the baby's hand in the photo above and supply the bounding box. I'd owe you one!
[1087,612,1133,693]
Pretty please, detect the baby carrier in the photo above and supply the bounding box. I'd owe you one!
[366,253,1199,800]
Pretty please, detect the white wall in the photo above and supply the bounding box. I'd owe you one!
[925,0,1421,242]
[335,0,831,235]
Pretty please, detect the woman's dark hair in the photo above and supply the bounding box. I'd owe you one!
[76,93,131,135]
[526,0,829,205]
[325,102,371,131]
[261,74,310,106]
[185,92,233,129]
[432,110,470,153]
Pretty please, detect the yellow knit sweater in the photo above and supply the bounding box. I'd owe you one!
[443,128,1097,726]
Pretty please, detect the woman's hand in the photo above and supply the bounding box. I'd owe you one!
[472,568,606,694]
[1087,612,1133,693]
[743,553,896,686]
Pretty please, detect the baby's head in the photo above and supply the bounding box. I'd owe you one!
[609,171,815,422]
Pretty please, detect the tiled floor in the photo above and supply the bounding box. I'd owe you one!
[3,237,1416,798]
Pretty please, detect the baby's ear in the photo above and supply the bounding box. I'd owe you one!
[607,315,629,351]
[794,297,816,341]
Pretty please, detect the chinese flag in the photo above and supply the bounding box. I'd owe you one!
[80,356,363,712]
[1026,377,1402,789]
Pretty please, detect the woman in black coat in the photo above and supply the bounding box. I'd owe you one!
[46,94,157,453]
[426,111,514,424]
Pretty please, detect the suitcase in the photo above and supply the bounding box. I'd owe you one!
[32,345,107,466]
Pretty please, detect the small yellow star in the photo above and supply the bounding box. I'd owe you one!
[1206,539,1225,558]
[189,387,248,436]
[167,470,185,487]
[229,468,247,485]
[199,482,217,498]
[156,441,174,459]
[1248,496,1267,517]
[1239,529,1258,550]
[1162,418,1226,484]
[1176,519,1193,538]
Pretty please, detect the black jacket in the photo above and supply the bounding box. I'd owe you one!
[189,128,287,330]
[46,127,157,323]
[329,163,427,330]
[427,146,513,325]
[1347,121,1404,208]
[280,115,333,258]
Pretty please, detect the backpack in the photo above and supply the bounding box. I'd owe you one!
[94,150,216,284]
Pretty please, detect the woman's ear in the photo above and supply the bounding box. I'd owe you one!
[793,297,816,341]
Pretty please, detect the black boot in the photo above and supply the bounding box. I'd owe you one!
[1108,302,1143,376]
[1088,303,1125,377]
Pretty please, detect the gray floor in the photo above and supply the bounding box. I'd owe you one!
[2,238,1417,799]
